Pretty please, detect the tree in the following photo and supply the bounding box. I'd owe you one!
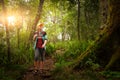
[71,0,120,70]
[29,0,44,42]
[77,0,80,40]
[0,0,11,63]
[100,0,108,25]
[83,0,100,40]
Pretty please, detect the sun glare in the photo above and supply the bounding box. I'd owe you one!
[7,16,15,25]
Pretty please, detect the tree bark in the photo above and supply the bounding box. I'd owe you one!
[71,0,120,70]
[77,0,80,40]
[84,7,90,28]
[100,0,108,25]
[29,0,44,42]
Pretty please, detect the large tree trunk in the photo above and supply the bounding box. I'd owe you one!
[71,0,120,70]
[99,0,108,32]
[100,0,108,25]
[1,0,11,63]
[29,0,44,42]
[103,0,120,70]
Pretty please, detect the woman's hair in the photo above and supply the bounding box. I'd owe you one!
[36,23,44,31]
[38,23,44,27]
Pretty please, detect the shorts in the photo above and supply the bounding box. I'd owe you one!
[34,48,45,61]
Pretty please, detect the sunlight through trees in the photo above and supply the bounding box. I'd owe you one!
[0,0,120,80]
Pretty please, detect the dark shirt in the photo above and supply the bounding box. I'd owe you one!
[36,37,43,48]
[34,31,47,49]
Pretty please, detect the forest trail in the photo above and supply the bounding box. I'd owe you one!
[21,57,55,80]
[19,49,65,80]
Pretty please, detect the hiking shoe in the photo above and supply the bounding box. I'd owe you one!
[33,70,38,74]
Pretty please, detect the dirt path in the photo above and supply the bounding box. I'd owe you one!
[21,57,55,80]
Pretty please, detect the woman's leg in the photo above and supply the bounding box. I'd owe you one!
[39,48,45,71]
[34,48,39,70]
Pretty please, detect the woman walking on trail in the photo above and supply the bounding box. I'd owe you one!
[33,23,47,73]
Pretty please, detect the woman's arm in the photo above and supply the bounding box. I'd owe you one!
[33,34,37,41]
[42,40,47,48]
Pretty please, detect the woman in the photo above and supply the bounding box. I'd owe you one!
[33,23,47,73]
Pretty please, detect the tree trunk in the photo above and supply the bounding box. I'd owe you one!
[84,0,90,28]
[84,8,90,27]
[99,0,108,30]
[17,27,20,48]
[100,0,108,25]
[77,0,80,40]
[71,0,120,70]
[29,0,44,42]
[103,0,120,70]
[1,0,11,63]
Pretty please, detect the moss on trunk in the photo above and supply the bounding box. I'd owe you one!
[71,0,120,70]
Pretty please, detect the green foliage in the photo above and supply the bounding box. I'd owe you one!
[52,68,100,80]
[53,40,101,76]
[0,67,5,79]
[63,40,90,60]
[46,42,56,56]
[100,71,120,80]
[0,64,28,80]
[54,41,68,49]
[55,60,72,71]
[0,39,8,64]
[85,58,100,70]
[11,46,34,64]
[54,40,91,70]
[0,29,34,65]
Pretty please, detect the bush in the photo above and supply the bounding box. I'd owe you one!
[54,40,91,70]
[46,42,56,56]
[100,71,120,79]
